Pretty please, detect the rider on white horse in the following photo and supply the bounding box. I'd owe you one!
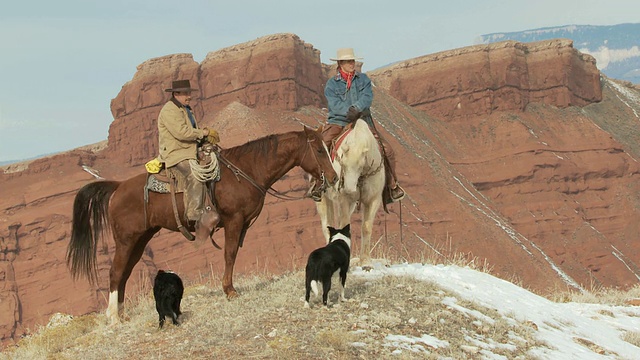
[309,48,405,203]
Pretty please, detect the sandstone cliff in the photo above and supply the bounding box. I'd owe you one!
[108,33,325,166]
[370,39,602,118]
[2,34,640,348]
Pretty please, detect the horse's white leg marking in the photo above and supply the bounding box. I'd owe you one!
[360,196,381,262]
[336,197,354,229]
[316,197,331,243]
[106,290,120,324]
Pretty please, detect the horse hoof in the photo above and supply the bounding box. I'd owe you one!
[107,316,121,327]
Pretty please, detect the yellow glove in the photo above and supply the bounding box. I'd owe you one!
[144,158,163,174]
[205,129,220,144]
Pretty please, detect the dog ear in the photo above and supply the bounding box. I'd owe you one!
[327,226,337,238]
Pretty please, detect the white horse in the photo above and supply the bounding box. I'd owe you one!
[316,119,386,265]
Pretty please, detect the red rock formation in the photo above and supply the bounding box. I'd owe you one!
[108,53,200,166]
[198,33,325,112]
[107,33,324,166]
[369,39,602,118]
[3,35,640,349]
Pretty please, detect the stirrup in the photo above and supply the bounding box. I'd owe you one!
[307,179,322,202]
[390,184,406,202]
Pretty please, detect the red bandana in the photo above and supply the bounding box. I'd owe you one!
[339,69,355,90]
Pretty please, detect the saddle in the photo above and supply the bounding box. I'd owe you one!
[143,144,221,241]
[329,121,394,212]
[329,124,354,162]
[145,170,182,194]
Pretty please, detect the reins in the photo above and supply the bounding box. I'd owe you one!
[216,154,267,195]
[216,136,325,201]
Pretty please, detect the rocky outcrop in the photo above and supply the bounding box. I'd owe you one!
[198,34,325,112]
[369,39,602,118]
[107,33,324,166]
[0,224,20,342]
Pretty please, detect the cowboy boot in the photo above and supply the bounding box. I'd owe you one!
[378,136,406,202]
[195,207,220,242]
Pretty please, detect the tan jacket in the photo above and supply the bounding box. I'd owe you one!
[157,98,206,168]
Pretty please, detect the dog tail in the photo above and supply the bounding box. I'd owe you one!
[310,280,319,297]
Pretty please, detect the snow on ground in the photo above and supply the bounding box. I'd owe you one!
[607,79,640,120]
[352,262,640,359]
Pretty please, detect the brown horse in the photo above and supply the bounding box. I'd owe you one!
[67,126,338,324]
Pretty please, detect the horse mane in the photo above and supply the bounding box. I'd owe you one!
[221,131,300,160]
[341,121,378,159]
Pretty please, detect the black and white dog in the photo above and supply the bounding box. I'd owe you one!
[153,270,184,328]
[305,224,351,308]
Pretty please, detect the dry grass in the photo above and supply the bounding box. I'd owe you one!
[3,266,547,360]
[621,331,640,348]
[3,243,638,360]
[550,284,640,305]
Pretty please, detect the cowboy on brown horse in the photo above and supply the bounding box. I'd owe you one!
[157,79,220,242]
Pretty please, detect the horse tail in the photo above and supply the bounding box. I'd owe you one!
[67,180,120,284]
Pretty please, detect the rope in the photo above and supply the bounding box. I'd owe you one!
[188,153,220,182]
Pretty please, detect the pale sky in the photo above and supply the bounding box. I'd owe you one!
[1,0,639,162]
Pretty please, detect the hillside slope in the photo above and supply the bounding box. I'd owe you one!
[2,263,639,359]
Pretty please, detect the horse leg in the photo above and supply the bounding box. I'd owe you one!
[106,234,132,324]
[316,197,331,243]
[222,218,244,299]
[106,289,120,325]
[360,197,382,266]
[335,197,356,229]
[107,230,155,324]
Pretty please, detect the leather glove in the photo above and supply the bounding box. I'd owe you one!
[346,106,360,122]
[205,129,220,144]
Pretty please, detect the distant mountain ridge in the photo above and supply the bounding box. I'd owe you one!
[477,23,640,84]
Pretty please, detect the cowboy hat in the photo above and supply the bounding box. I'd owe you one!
[329,48,363,61]
[164,79,199,92]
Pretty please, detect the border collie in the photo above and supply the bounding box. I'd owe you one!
[153,270,184,328]
[305,224,351,308]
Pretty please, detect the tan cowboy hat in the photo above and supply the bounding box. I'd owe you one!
[164,79,199,92]
[329,48,363,61]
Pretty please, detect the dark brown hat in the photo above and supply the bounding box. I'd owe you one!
[164,79,198,92]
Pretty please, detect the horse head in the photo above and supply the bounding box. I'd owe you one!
[301,126,338,190]
[337,142,370,195]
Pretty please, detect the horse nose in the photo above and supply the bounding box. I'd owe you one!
[327,171,338,186]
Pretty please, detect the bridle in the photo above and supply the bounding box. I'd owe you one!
[216,135,329,201]
[335,144,383,192]
[299,136,328,195]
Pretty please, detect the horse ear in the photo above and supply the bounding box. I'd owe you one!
[303,125,312,137]
[304,125,323,141]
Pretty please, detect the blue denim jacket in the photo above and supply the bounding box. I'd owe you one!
[325,71,373,127]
